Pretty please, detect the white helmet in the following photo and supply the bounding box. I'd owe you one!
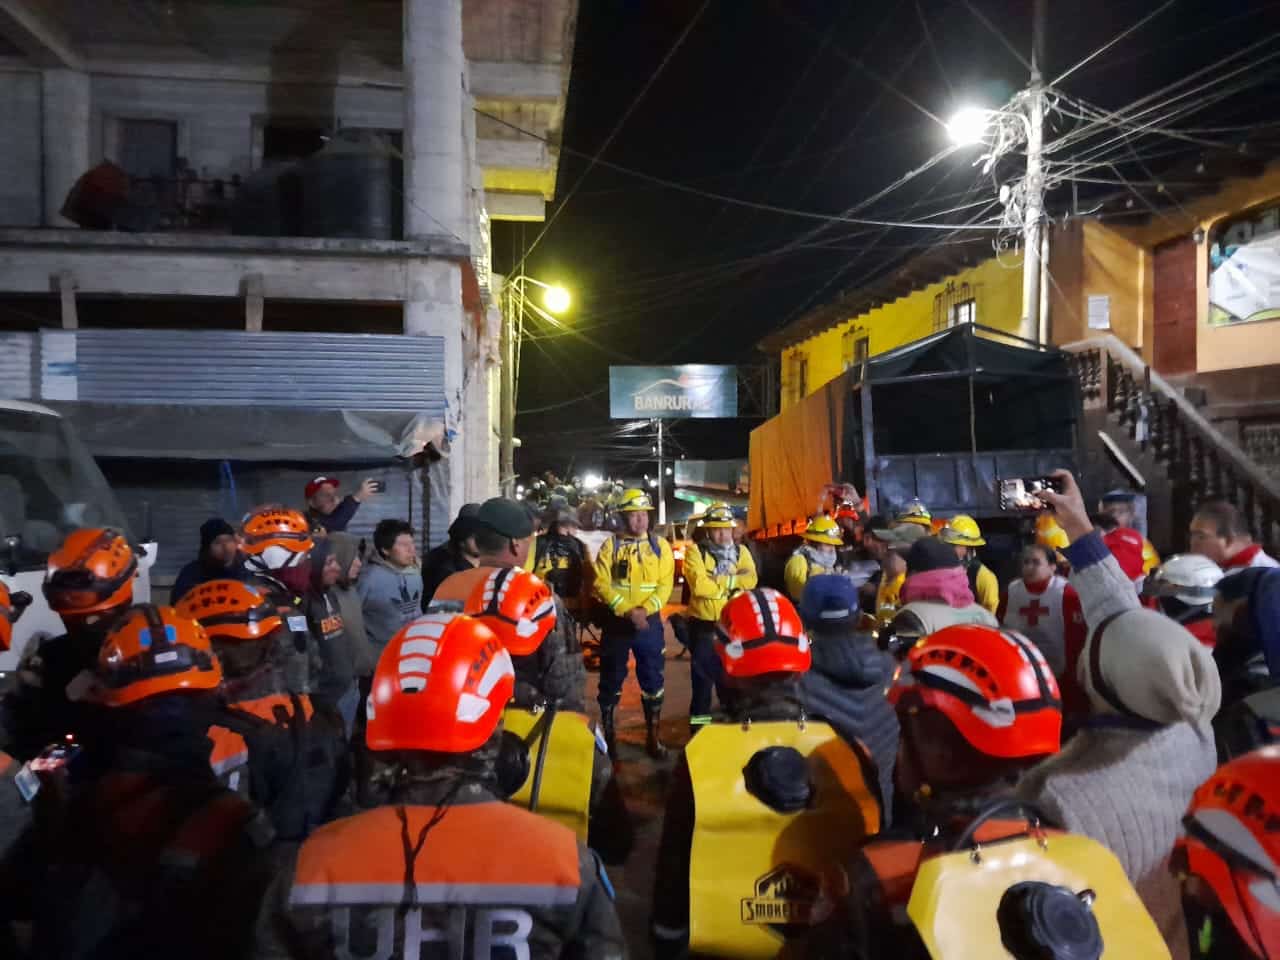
[1143,553,1224,607]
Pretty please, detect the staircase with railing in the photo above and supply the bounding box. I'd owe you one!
[1064,335,1280,555]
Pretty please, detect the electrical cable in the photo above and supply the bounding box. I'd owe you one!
[958,0,1032,71]
[1051,0,1180,87]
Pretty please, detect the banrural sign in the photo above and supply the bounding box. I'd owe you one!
[609,365,738,420]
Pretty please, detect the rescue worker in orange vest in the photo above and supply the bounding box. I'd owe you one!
[938,515,1000,615]
[592,488,675,759]
[817,622,1172,958]
[3,527,138,760]
[177,579,349,841]
[651,588,882,959]
[2,605,274,959]
[683,502,757,730]
[239,504,321,696]
[252,610,625,960]
[457,565,634,866]
[1174,746,1280,959]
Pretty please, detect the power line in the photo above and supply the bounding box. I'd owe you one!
[958,0,1032,71]
[1051,0,1179,86]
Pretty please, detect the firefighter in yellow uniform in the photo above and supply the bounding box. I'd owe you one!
[867,523,927,629]
[592,488,675,759]
[651,588,881,959]
[683,502,757,729]
[939,514,1000,614]
[784,515,842,602]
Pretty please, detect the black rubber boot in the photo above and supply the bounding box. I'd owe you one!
[600,704,618,760]
[643,699,669,760]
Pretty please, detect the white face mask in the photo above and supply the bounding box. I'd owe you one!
[808,544,837,565]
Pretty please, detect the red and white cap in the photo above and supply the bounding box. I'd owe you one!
[304,475,340,500]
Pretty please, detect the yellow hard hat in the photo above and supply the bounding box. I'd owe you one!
[803,515,844,546]
[1035,512,1069,551]
[615,488,653,512]
[940,514,985,547]
[895,498,932,527]
[700,502,735,529]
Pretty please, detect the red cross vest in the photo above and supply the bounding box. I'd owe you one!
[1002,576,1068,677]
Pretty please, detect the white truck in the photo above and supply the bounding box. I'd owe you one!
[0,400,154,674]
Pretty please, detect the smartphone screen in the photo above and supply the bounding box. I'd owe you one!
[998,477,1059,512]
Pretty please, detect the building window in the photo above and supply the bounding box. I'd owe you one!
[951,298,976,327]
[262,122,328,164]
[118,119,177,179]
[933,280,979,331]
[842,328,870,369]
[786,353,808,403]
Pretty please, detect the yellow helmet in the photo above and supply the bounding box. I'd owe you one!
[700,502,735,529]
[1035,513,1069,551]
[615,488,653,512]
[895,498,932,527]
[940,514,985,547]
[803,515,844,546]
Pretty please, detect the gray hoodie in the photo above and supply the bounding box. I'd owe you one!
[356,552,423,653]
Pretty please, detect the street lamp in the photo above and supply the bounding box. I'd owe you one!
[946,106,993,147]
[500,274,574,496]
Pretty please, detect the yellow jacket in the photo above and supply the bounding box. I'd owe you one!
[684,542,758,622]
[592,532,674,617]
[784,548,833,603]
[973,563,1000,615]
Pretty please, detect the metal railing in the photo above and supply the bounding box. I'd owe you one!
[1064,335,1280,553]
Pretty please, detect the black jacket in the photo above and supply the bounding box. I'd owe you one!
[172,554,249,604]
[801,627,900,821]
[420,542,475,610]
[306,496,360,534]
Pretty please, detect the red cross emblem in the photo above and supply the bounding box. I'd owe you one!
[1019,598,1049,627]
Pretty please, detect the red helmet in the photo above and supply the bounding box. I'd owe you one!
[175,579,283,644]
[463,567,556,656]
[716,588,811,678]
[1176,746,1280,959]
[43,527,137,616]
[0,583,32,652]
[890,624,1061,759]
[240,505,313,571]
[97,604,223,707]
[366,612,514,755]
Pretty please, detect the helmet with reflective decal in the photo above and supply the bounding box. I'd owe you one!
[240,505,313,571]
[463,567,556,656]
[1176,745,1280,960]
[716,587,811,678]
[895,498,933,528]
[890,623,1061,759]
[43,527,137,617]
[176,579,283,644]
[97,604,223,706]
[700,502,736,529]
[365,612,514,754]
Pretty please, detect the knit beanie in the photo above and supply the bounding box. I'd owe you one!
[199,517,235,550]
[1079,608,1221,726]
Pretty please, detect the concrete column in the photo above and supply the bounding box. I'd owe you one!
[405,258,466,536]
[403,0,467,243]
[41,68,89,227]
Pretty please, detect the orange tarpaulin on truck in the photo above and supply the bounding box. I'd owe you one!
[748,369,854,533]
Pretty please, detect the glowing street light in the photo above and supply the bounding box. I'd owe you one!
[543,285,571,315]
[946,106,992,146]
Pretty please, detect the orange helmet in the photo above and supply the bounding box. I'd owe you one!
[175,579,283,644]
[716,588,811,678]
[366,612,514,755]
[96,604,223,707]
[890,624,1061,759]
[1176,746,1280,959]
[0,583,32,652]
[43,527,137,616]
[240,505,313,571]
[463,567,556,656]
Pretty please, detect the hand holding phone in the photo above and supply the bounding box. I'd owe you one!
[997,476,1064,512]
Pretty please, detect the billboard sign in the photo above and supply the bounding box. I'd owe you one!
[609,365,738,419]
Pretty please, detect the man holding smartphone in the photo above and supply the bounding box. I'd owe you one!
[303,475,381,534]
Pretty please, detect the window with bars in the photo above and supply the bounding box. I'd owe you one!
[951,298,976,327]
[841,329,870,370]
[933,281,979,331]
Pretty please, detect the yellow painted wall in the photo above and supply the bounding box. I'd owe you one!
[779,254,1024,408]
[1049,221,1151,361]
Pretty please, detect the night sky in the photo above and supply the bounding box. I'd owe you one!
[493,0,1280,481]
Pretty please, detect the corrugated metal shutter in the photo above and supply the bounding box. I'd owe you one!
[0,332,34,399]
[104,460,445,580]
[74,330,445,413]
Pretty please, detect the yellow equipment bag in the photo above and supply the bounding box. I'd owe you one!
[502,707,595,840]
[686,720,882,959]
[908,833,1171,959]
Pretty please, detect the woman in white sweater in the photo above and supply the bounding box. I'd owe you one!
[1016,471,1221,960]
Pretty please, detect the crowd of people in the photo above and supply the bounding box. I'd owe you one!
[0,466,1277,959]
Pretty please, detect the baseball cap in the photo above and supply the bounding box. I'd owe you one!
[304,475,340,500]
[1101,489,1138,504]
[448,502,482,541]
[477,497,534,539]
[871,524,928,552]
[1103,527,1146,581]
[906,536,962,574]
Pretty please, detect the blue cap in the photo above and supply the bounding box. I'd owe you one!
[800,574,859,626]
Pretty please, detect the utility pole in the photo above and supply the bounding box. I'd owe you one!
[499,283,517,497]
[1021,0,1048,343]
[655,419,667,526]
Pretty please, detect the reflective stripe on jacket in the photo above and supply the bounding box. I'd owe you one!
[592,534,674,616]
